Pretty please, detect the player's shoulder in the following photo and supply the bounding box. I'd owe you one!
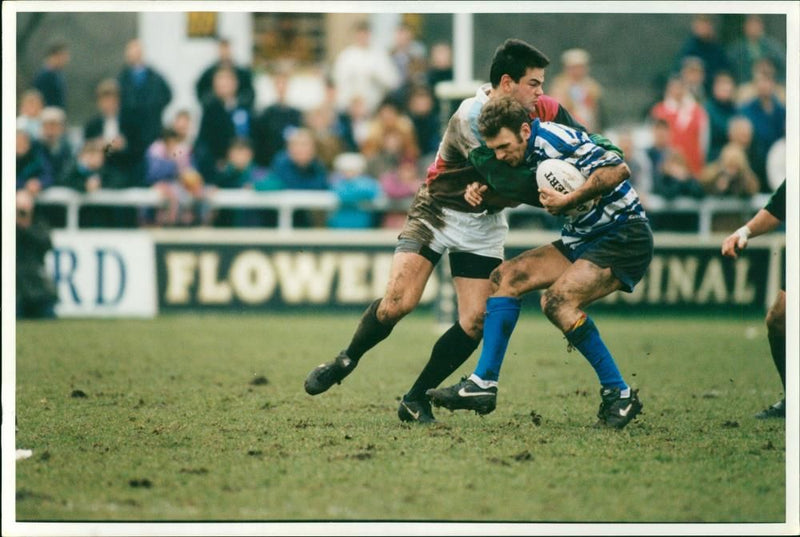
[533,95,562,122]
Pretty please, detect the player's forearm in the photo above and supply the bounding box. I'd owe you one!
[567,163,630,207]
[743,209,782,239]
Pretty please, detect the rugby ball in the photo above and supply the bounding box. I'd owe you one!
[535,159,594,216]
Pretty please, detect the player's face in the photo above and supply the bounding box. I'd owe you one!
[508,67,545,113]
[485,124,530,167]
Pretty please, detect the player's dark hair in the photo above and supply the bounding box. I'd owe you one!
[489,39,550,88]
[478,96,530,140]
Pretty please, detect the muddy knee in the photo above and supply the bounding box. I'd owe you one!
[490,264,526,297]
[377,293,416,325]
[540,288,565,323]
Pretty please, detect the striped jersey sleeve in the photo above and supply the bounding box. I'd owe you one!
[528,120,648,246]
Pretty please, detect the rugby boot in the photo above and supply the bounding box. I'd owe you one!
[426,377,497,415]
[304,350,357,395]
[594,387,643,429]
[755,399,785,419]
[397,397,437,424]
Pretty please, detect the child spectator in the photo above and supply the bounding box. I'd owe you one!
[379,158,423,229]
[144,128,193,226]
[212,138,267,226]
[60,139,105,193]
[269,128,328,190]
[268,128,329,227]
[328,153,381,229]
[16,129,51,195]
[16,89,45,140]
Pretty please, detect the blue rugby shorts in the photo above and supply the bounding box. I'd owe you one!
[553,219,654,293]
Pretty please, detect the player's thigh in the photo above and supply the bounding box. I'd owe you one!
[548,259,623,308]
[380,251,435,318]
[493,243,571,296]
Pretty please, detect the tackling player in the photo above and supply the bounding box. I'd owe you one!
[304,39,617,423]
[427,96,652,429]
[721,179,786,419]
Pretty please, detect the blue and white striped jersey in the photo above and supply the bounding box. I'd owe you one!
[524,119,648,247]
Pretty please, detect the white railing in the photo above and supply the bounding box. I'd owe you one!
[36,186,769,236]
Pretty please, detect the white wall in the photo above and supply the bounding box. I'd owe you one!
[138,12,253,127]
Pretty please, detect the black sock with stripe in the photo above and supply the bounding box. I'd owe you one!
[404,322,480,401]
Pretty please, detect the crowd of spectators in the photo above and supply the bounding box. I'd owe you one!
[645,14,785,201]
[16,15,786,233]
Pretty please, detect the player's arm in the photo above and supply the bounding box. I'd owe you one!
[540,161,630,215]
[721,209,782,258]
[468,145,542,207]
[721,179,786,258]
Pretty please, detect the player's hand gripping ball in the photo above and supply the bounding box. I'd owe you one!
[535,159,595,217]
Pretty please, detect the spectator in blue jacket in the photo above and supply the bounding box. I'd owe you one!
[268,128,329,227]
[738,70,785,192]
[32,42,70,109]
[269,128,328,190]
[328,152,381,229]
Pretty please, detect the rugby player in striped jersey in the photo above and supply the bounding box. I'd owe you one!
[305,39,621,424]
[427,96,652,429]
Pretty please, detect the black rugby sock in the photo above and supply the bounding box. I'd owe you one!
[345,299,394,361]
[404,322,480,401]
[767,333,786,390]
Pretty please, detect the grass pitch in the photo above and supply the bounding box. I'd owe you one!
[13,312,786,524]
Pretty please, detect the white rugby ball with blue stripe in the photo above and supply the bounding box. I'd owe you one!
[535,158,595,217]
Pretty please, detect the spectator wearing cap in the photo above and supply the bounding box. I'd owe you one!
[549,48,604,132]
[38,107,75,187]
[32,41,70,109]
[328,153,381,229]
